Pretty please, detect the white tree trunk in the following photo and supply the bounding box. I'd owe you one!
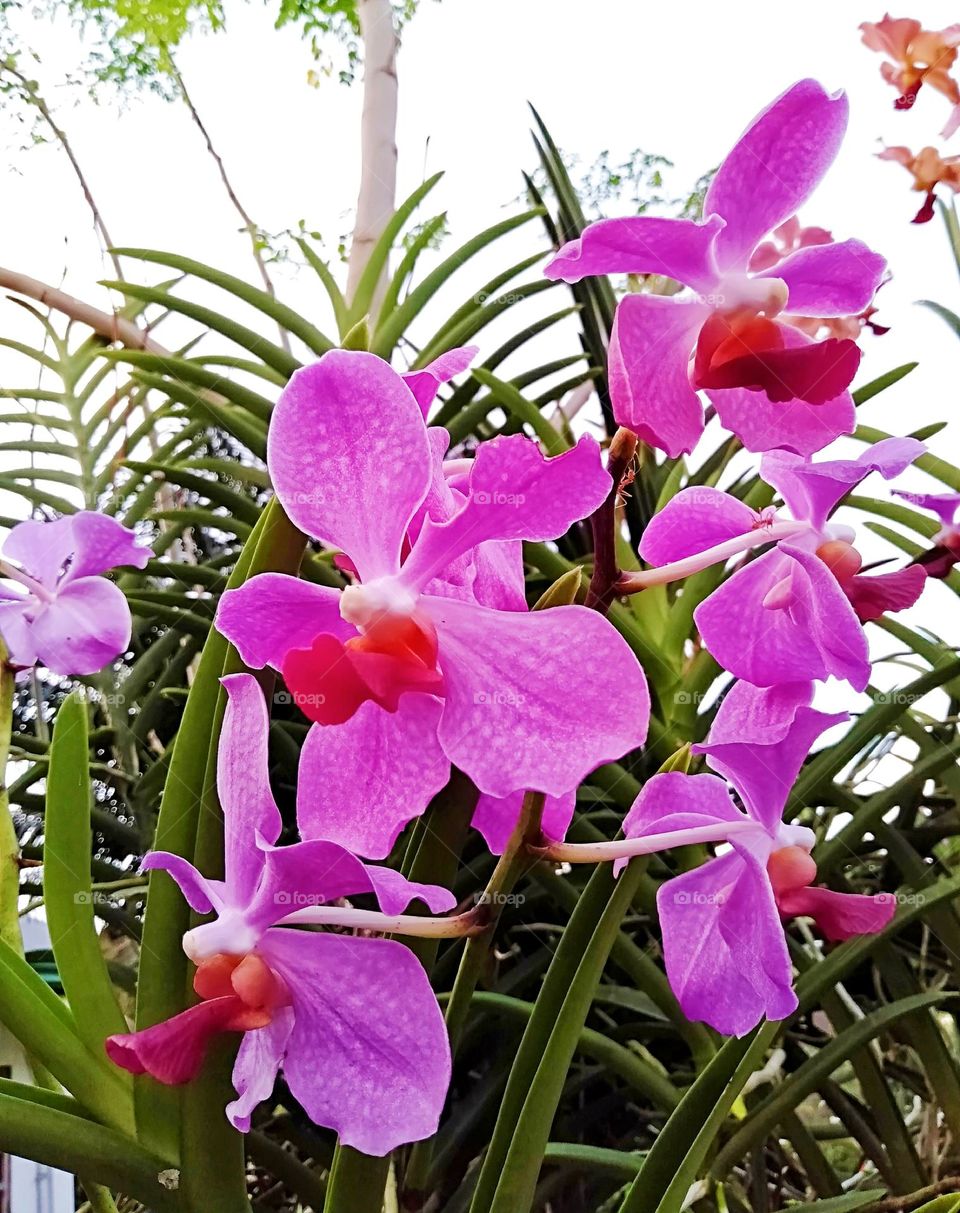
[345,0,399,312]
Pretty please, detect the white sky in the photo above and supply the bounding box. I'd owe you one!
[2,0,958,704]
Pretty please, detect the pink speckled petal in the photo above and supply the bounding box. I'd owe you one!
[402,346,478,417]
[261,930,450,1155]
[215,574,354,672]
[268,351,432,581]
[608,293,708,458]
[761,239,886,317]
[472,787,577,855]
[639,487,757,566]
[706,80,848,271]
[658,849,796,1036]
[296,697,450,860]
[545,214,724,293]
[761,437,925,531]
[424,595,649,798]
[695,545,871,690]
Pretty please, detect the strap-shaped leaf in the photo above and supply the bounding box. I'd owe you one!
[44,692,129,1061]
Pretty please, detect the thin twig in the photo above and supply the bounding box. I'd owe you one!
[861,1177,960,1212]
[167,54,291,354]
[3,61,123,281]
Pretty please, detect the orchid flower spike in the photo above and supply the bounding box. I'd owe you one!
[628,437,926,689]
[216,349,650,860]
[559,682,894,1036]
[106,674,458,1155]
[894,489,960,579]
[545,80,886,457]
[0,512,150,676]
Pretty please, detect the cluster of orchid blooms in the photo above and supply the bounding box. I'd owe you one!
[2,77,959,1156]
[863,14,960,221]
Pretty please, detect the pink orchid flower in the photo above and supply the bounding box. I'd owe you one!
[0,512,150,676]
[107,674,458,1155]
[861,15,960,135]
[630,438,926,689]
[610,682,895,1035]
[894,488,960,578]
[544,80,886,458]
[216,350,650,860]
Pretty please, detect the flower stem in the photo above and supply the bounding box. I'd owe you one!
[403,792,546,1205]
[615,519,809,593]
[585,427,638,613]
[535,817,759,864]
[277,904,484,938]
[0,559,53,604]
[0,636,21,956]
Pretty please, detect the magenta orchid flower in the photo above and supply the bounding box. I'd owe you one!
[216,350,650,859]
[631,438,925,689]
[565,682,895,1036]
[0,511,150,676]
[106,674,457,1155]
[544,80,886,458]
[894,488,960,578]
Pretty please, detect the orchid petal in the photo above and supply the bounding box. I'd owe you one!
[761,437,925,531]
[141,852,222,914]
[638,487,757,566]
[844,565,927,623]
[3,512,148,589]
[894,489,960,528]
[261,930,450,1156]
[29,577,132,676]
[106,996,244,1084]
[777,885,896,940]
[216,575,354,672]
[695,546,871,690]
[399,434,609,593]
[544,214,724,293]
[268,351,432,581]
[706,80,848,271]
[226,1007,295,1132]
[297,697,450,860]
[760,239,886,317]
[658,850,796,1036]
[219,675,283,898]
[693,681,847,829]
[424,595,649,798]
[608,293,708,458]
[402,345,478,417]
[472,787,577,855]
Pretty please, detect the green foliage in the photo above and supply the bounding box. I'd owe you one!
[0,109,958,1213]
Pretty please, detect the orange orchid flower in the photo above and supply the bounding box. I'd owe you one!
[861,14,960,134]
[879,144,960,221]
